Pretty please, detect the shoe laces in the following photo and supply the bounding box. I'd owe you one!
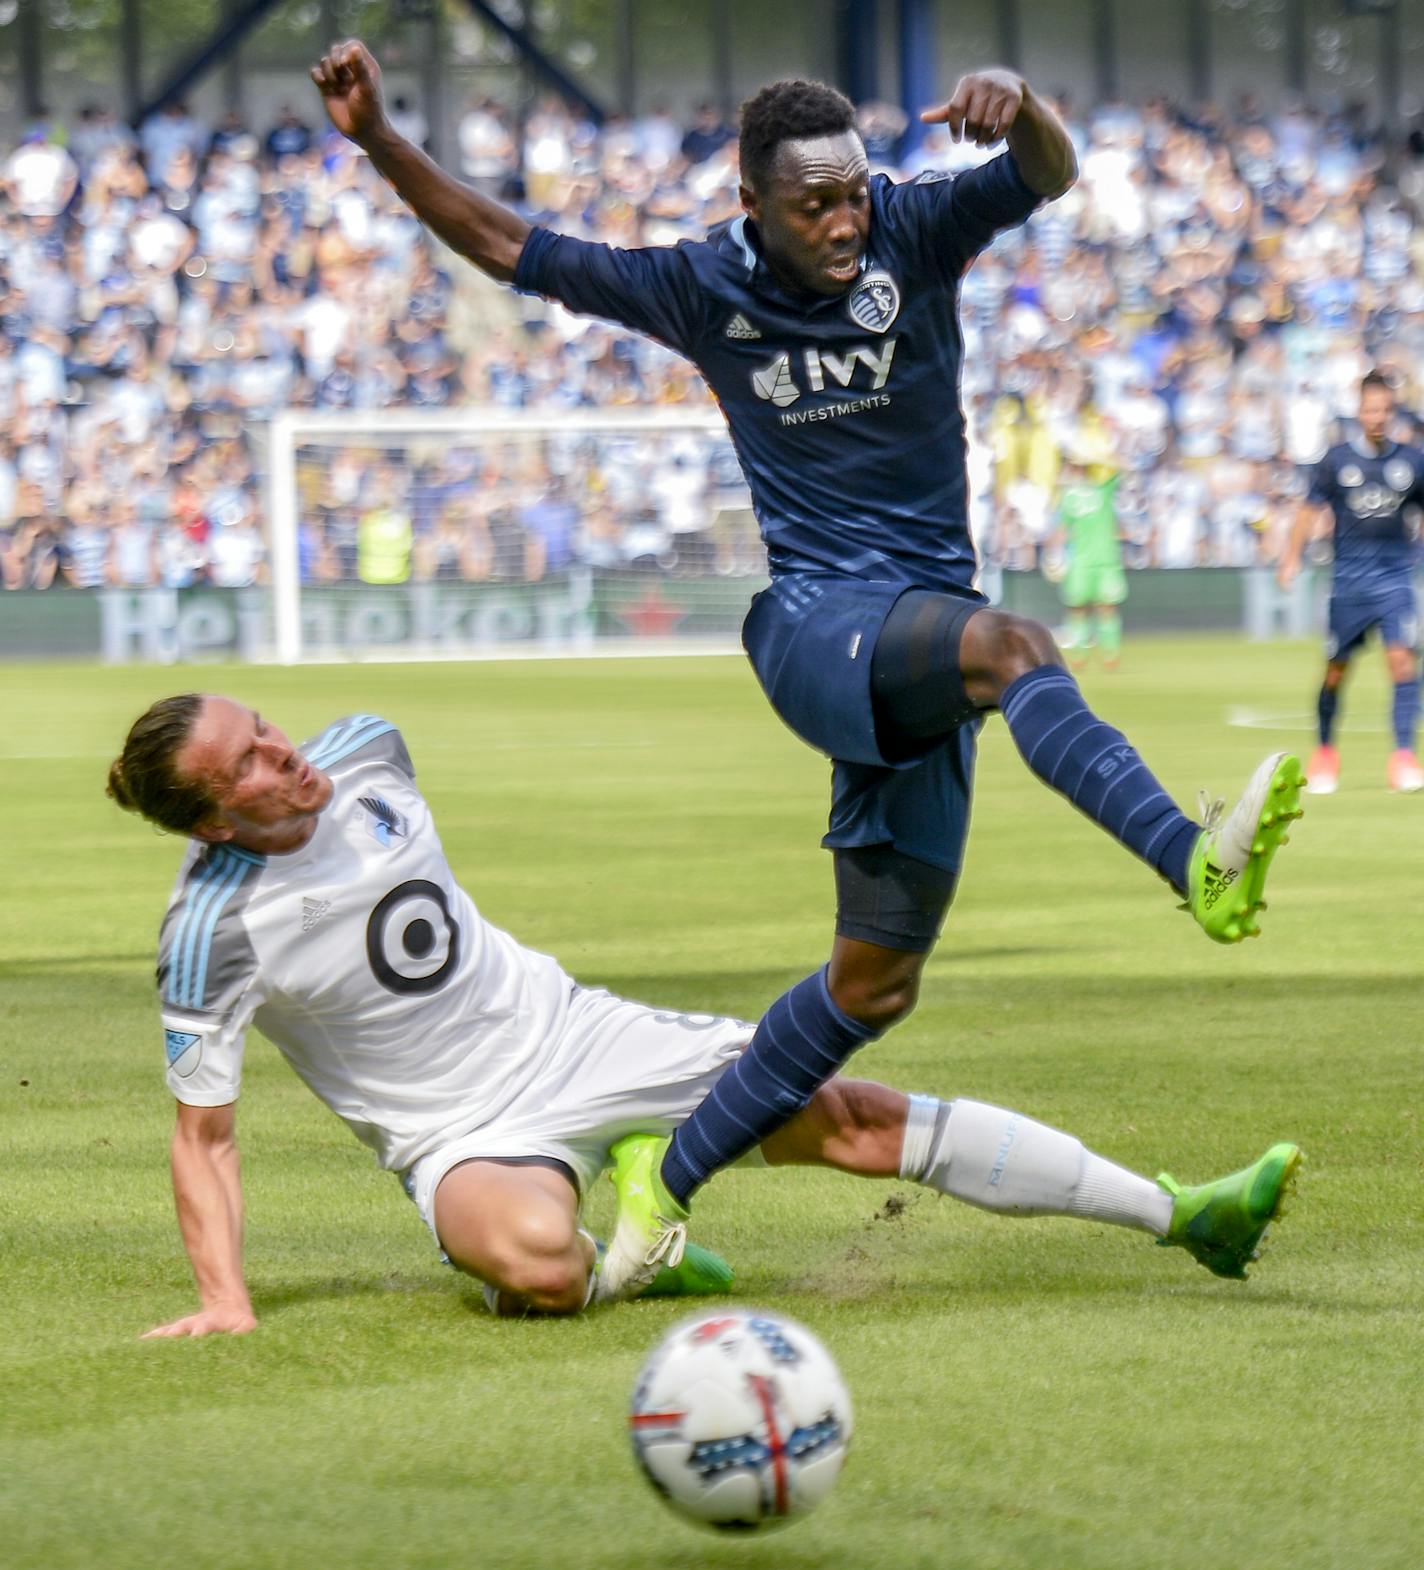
[1198,790,1225,834]
[642,1217,687,1271]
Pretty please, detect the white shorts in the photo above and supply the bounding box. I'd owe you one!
[402,986,752,1242]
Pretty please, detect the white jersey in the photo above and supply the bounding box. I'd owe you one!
[156,715,575,1173]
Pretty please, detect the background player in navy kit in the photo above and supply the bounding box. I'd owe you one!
[1278,371,1424,796]
[312,43,1304,1297]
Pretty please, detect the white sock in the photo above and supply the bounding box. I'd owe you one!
[899,1095,1174,1236]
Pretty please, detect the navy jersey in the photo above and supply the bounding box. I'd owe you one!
[1307,435,1424,591]
[514,154,1042,593]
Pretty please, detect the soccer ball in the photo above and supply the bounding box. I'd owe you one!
[628,1308,853,1532]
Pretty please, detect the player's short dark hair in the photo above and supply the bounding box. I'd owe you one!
[1361,370,1394,396]
[107,694,215,835]
[738,79,858,192]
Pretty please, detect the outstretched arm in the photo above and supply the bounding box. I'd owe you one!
[920,70,1077,199]
[142,1100,256,1338]
[311,40,529,282]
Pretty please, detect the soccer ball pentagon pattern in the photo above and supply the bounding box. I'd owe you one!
[628,1308,852,1532]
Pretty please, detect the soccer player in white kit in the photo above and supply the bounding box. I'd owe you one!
[109,695,1301,1336]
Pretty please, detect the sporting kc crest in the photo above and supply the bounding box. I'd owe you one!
[846,269,901,333]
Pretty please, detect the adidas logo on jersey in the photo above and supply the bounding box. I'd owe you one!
[724,313,761,340]
[302,897,333,932]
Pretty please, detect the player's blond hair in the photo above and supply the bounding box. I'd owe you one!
[107,694,216,835]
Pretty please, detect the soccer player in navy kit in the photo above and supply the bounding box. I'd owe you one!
[1278,371,1424,796]
[313,43,1305,1298]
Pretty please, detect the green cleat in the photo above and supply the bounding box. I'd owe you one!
[1157,1142,1302,1279]
[1183,752,1305,944]
[595,1134,691,1304]
[589,1235,732,1299]
[643,1242,734,1298]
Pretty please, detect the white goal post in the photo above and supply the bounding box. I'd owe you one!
[264,406,758,665]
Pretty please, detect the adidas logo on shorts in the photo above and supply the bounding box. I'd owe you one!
[724,313,761,340]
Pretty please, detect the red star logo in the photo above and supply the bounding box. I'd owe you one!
[616,585,684,637]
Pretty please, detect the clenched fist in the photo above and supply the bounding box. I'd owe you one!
[311,39,389,146]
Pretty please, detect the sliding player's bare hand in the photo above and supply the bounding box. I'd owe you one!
[140,1304,258,1339]
[921,70,1026,147]
[311,39,388,145]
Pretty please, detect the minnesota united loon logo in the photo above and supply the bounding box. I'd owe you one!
[846,269,900,333]
[359,795,408,848]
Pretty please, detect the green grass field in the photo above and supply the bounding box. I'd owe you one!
[2,639,1421,1570]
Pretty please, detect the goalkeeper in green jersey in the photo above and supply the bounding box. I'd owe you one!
[1051,458,1128,670]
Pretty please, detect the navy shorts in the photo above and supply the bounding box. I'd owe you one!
[1327,575,1418,659]
[742,575,986,873]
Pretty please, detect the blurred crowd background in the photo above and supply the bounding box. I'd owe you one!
[5,85,1424,590]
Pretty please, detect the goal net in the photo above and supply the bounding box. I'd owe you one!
[262,407,766,664]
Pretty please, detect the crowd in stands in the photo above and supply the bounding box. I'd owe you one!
[4,86,1424,590]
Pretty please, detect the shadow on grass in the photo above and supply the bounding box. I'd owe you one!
[1,953,154,973]
[241,1257,1371,1347]
[771,1258,1368,1316]
[592,953,1064,1003]
[596,968,1423,1007]
[253,1272,447,1312]
[661,1547,842,1570]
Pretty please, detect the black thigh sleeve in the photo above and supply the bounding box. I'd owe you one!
[870,588,983,758]
[472,1154,580,1198]
[834,843,958,953]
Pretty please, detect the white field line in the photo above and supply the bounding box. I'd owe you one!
[1225,705,1389,733]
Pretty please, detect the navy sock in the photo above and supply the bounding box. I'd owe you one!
[1318,684,1339,747]
[1000,665,1197,895]
[1392,679,1419,752]
[661,967,878,1206]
